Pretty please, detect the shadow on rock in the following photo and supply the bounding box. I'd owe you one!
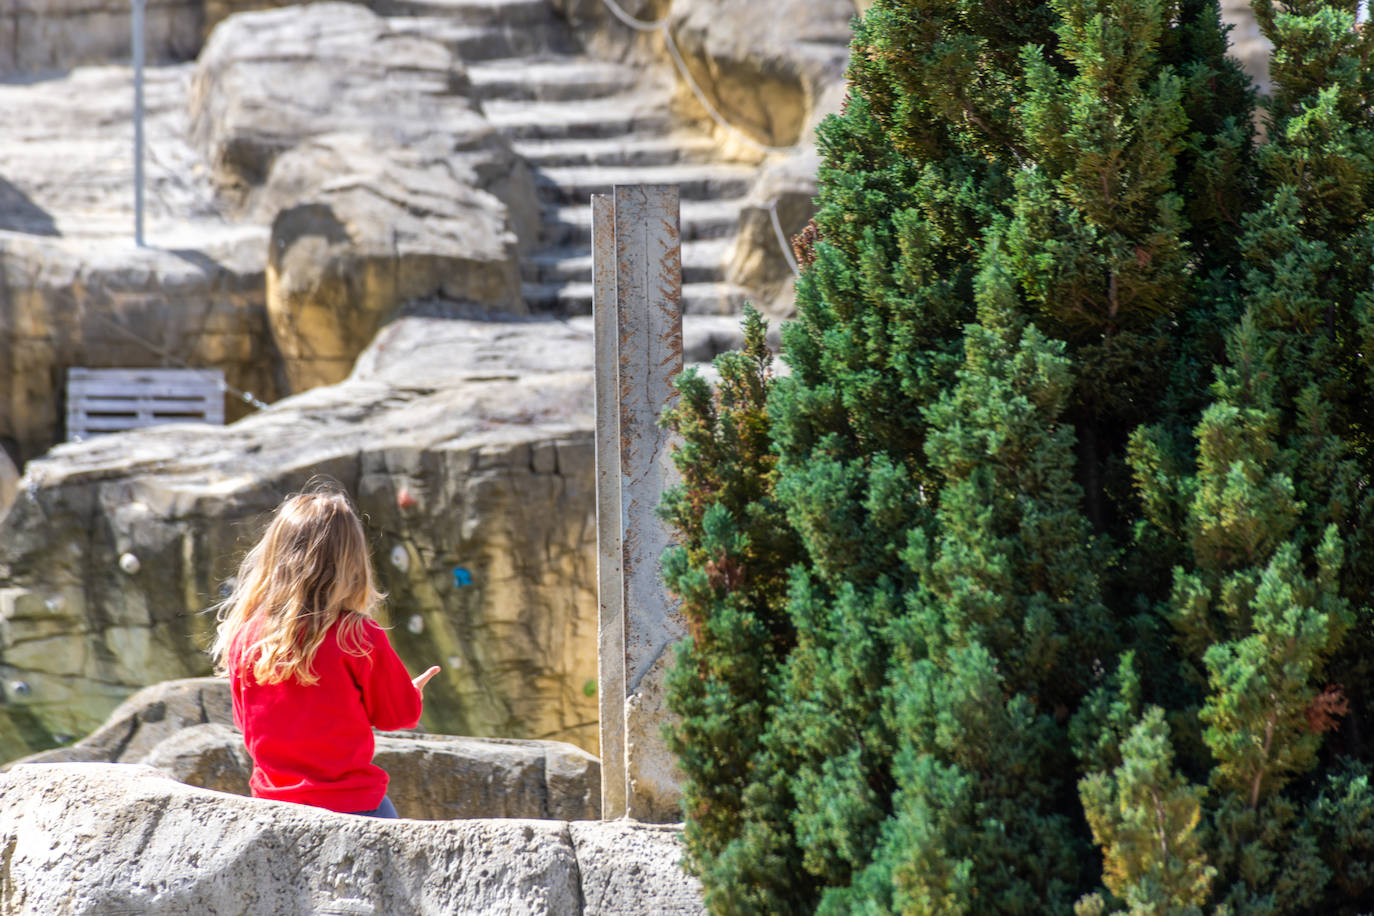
[0,177,59,236]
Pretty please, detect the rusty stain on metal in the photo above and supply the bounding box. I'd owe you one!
[586,184,685,822]
[591,192,627,820]
[614,185,684,698]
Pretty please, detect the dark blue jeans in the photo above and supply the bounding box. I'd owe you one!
[352,796,398,818]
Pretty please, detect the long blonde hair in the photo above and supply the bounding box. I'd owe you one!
[211,488,383,685]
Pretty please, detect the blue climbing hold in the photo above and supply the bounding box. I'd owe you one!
[453,567,473,588]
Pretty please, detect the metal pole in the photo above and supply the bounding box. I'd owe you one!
[612,185,685,823]
[132,0,146,247]
[592,193,627,819]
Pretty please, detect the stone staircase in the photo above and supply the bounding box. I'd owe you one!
[379,0,756,315]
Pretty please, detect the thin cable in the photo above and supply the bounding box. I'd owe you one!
[596,0,665,31]
[85,309,269,410]
[768,200,801,277]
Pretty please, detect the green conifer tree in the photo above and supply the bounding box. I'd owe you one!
[660,0,1374,911]
[660,308,813,913]
[815,257,1109,914]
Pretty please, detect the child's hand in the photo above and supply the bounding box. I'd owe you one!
[413,666,441,693]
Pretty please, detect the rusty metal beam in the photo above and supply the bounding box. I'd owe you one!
[613,185,685,823]
[592,185,686,823]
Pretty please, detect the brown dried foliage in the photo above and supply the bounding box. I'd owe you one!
[1306,684,1349,734]
[793,219,822,270]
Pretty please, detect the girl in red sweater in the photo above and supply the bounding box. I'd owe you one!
[211,489,439,818]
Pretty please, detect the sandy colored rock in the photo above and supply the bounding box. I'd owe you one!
[725,146,825,317]
[0,3,544,465]
[0,763,703,914]
[190,3,537,394]
[664,0,853,149]
[552,0,852,151]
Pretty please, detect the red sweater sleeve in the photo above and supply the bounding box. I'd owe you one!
[346,619,423,731]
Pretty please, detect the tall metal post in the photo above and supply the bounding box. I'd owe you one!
[592,193,627,819]
[132,0,146,247]
[592,185,686,823]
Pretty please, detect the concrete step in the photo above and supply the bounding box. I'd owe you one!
[467,57,644,102]
[510,135,725,169]
[390,18,575,60]
[531,162,758,205]
[482,96,673,140]
[373,0,554,26]
[540,197,744,247]
[523,237,732,285]
[522,280,750,316]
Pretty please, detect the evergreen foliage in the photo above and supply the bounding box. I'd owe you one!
[659,0,1374,912]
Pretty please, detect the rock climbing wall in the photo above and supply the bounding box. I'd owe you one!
[0,316,601,761]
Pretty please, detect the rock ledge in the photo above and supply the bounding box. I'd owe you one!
[0,762,703,915]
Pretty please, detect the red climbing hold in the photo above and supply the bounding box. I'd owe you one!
[397,488,417,510]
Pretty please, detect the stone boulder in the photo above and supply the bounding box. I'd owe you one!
[665,0,854,150]
[10,676,601,819]
[724,146,826,318]
[6,676,234,767]
[0,763,703,914]
[191,3,540,393]
[0,311,753,763]
[551,0,853,150]
[133,725,604,820]
[139,722,255,795]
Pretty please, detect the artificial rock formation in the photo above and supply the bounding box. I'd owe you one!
[0,62,275,465]
[191,3,537,393]
[0,0,832,467]
[11,677,602,820]
[0,1,539,463]
[549,0,852,319]
[0,314,596,762]
[0,312,753,763]
[724,148,825,317]
[0,763,703,914]
[0,0,1280,466]
[665,0,853,150]
[9,676,236,768]
[551,0,851,149]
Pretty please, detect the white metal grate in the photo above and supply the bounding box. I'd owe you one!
[66,368,226,442]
